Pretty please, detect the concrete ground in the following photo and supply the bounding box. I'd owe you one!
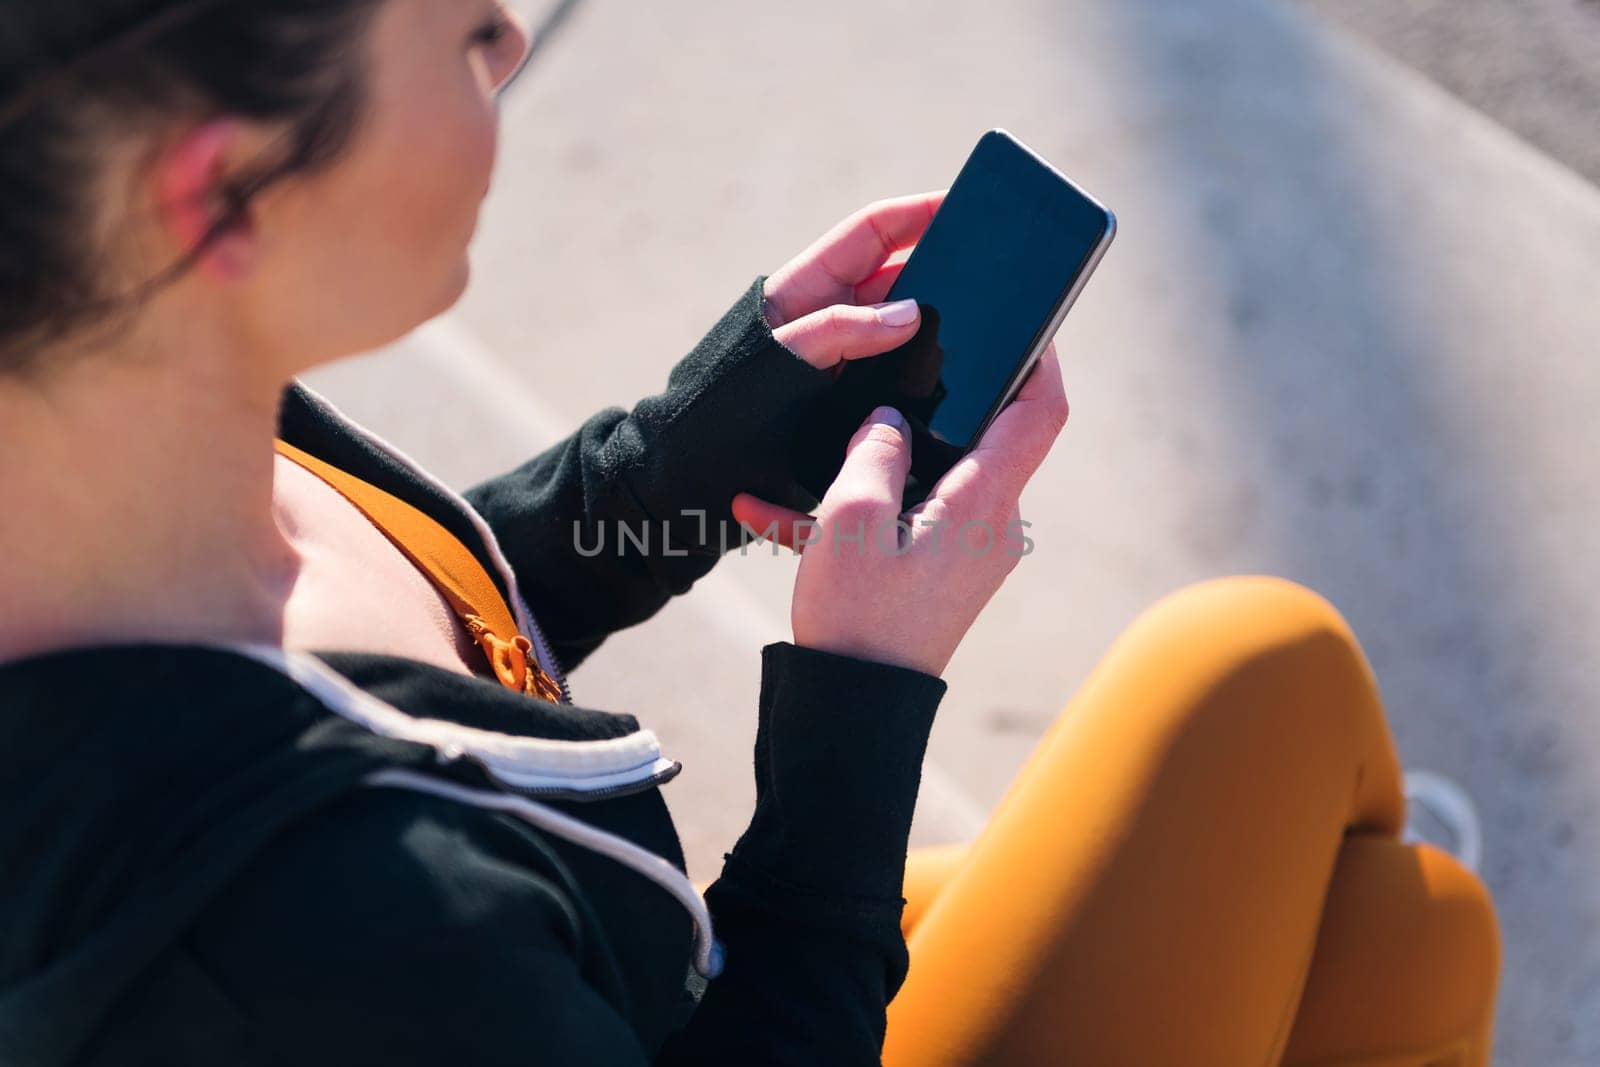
[1294,0,1600,187]
[302,0,1600,1061]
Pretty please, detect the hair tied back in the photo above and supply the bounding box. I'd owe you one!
[0,0,232,130]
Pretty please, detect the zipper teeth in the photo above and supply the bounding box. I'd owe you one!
[287,377,575,705]
[525,614,573,704]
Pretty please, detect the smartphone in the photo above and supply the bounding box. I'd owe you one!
[791,128,1116,512]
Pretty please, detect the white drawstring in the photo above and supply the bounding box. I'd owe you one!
[201,638,723,979]
[224,642,673,792]
[364,767,723,979]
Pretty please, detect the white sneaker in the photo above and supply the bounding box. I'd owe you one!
[1401,769,1483,874]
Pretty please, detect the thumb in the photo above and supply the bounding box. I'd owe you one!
[819,405,914,521]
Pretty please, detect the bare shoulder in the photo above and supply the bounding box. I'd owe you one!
[273,454,486,676]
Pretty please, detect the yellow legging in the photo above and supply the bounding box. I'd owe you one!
[882,575,1501,1066]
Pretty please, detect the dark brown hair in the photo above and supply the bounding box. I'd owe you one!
[0,0,384,378]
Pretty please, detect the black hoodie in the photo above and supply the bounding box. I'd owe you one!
[0,275,951,1066]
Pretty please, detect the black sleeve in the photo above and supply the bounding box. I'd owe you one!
[659,641,949,1066]
[460,275,837,674]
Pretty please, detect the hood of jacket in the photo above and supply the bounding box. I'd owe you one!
[0,636,698,1066]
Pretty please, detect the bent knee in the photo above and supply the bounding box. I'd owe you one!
[1407,843,1502,1034]
[1287,838,1501,1059]
[1149,574,1363,656]
[1122,575,1386,748]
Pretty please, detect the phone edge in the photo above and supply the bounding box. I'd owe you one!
[964,204,1117,451]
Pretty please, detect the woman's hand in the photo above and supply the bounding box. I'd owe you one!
[759,341,1070,678]
[729,190,945,536]
[759,190,947,380]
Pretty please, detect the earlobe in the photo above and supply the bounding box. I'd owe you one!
[153,116,259,283]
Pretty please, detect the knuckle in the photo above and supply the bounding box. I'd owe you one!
[861,421,908,450]
[981,496,1017,537]
[1045,394,1071,429]
[963,481,1014,526]
[849,418,907,453]
[1018,425,1057,469]
[904,496,947,536]
[823,303,854,334]
[829,495,889,531]
[936,492,982,536]
[987,448,1030,488]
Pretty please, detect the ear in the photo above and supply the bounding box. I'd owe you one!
[153,117,261,284]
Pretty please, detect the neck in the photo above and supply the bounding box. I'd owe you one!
[0,310,304,665]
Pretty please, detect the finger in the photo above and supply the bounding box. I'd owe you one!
[853,253,912,306]
[731,492,815,552]
[1010,339,1067,406]
[925,342,1069,517]
[765,190,946,323]
[970,341,1067,465]
[817,405,915,535]
[772,300,922,372]
[817,190,946,284]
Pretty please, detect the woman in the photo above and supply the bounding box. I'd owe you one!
[0,2,1500,1065]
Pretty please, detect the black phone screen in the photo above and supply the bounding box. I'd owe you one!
[791,130,1114,511]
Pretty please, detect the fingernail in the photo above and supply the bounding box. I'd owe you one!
[869,404,907,432]
[875,299,919,327]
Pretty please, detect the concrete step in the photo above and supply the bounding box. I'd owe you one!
[304,0,1600,1060]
